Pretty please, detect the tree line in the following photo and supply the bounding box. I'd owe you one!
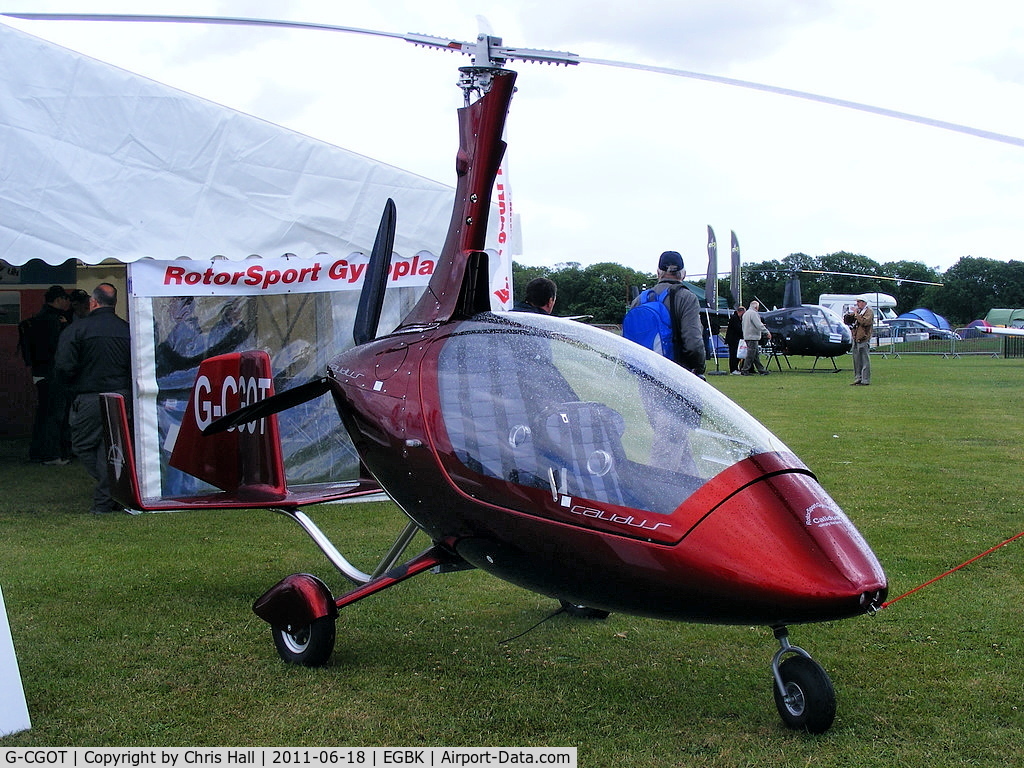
[514,255,1024,327]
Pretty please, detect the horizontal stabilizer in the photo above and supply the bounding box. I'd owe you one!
[203,377,331,435]
[101,378,382,512]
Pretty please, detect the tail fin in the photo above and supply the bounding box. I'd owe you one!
[170,350,287,501]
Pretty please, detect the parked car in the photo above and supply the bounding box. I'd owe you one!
[880,318,960,341]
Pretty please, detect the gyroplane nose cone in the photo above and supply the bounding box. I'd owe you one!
[683,470,887,623]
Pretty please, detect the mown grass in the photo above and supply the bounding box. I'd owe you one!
[1,355,1022,765]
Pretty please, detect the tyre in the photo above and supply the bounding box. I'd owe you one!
[271,615,336,667]
[772,655,836,733]
[559,600,611,620]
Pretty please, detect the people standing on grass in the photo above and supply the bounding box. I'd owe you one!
[847,298,874,386]
[25,285,71,465]
[739,300,771,376]
[725,306,745,374]
[55,283,133,515]
[628,250,706,378]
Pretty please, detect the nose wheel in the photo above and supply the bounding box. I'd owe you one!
[771,627,836,733]
[271,616,336,667]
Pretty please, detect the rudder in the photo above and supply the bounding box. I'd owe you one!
[170,350,287,500]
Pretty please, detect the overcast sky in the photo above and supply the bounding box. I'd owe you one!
[4,0,1023,277]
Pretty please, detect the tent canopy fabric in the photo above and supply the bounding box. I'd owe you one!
[0,21,482,267]
[898,308,951,330]
[985,308,1024,328]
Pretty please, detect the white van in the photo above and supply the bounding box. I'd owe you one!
[818,293,898,324]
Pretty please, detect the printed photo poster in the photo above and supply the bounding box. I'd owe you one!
[129,252,433,499]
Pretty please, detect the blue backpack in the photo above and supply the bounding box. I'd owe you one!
[622,286,682,360]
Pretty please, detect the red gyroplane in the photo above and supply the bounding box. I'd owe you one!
[18,16,889,733]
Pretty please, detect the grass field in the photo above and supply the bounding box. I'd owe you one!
[1,354,1022,765]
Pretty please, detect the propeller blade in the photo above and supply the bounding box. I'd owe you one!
[353,198,397,346]
[202,377,331,436]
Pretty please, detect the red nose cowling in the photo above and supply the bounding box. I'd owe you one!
[438,457,887,627]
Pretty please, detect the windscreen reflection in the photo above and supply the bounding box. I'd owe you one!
[437,313,790,516]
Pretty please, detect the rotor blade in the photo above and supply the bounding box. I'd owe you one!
[353,198,397,346]
[798,270,943,286]
[1,13,577,67]
[4,13,406,39]
[8,13,1018,147]
[202,377,331,436]
[576,55,1024,149]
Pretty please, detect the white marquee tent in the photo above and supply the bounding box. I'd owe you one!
[0,21,512,267]
[0,21,514,498]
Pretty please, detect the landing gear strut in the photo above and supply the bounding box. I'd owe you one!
[770,626,836,733]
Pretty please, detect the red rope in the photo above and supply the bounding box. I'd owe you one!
[881,529,1024,609]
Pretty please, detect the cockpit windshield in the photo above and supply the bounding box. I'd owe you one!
[435,313,790,516]
[815,306,853,340]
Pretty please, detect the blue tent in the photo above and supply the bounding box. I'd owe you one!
[898,308,952,330]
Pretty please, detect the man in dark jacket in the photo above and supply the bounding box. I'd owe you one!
[725,306,746,374]
[26,285,70,464]
[511,277,557,314]
[55,283,132,514]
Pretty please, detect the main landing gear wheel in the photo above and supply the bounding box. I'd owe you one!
[271,616,336,667]
[771,628,836,733]
[558,600,610,619]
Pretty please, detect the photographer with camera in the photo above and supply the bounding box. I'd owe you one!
[845,299,874,386]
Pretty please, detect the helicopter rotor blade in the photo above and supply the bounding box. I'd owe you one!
[7,13,1021,147]
[797,270,943,287]
[202,376,331,436]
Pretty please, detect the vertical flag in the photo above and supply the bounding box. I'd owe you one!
[705,226,718,311]
[730,231,742,308]
[491,152,515,310]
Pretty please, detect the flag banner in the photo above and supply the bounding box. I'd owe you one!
[730,230,742,307]
[705,225,718,309]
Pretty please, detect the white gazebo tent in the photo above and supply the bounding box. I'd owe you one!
[0,21,513,497]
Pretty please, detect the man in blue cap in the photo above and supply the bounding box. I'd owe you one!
[628,251,706,378]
